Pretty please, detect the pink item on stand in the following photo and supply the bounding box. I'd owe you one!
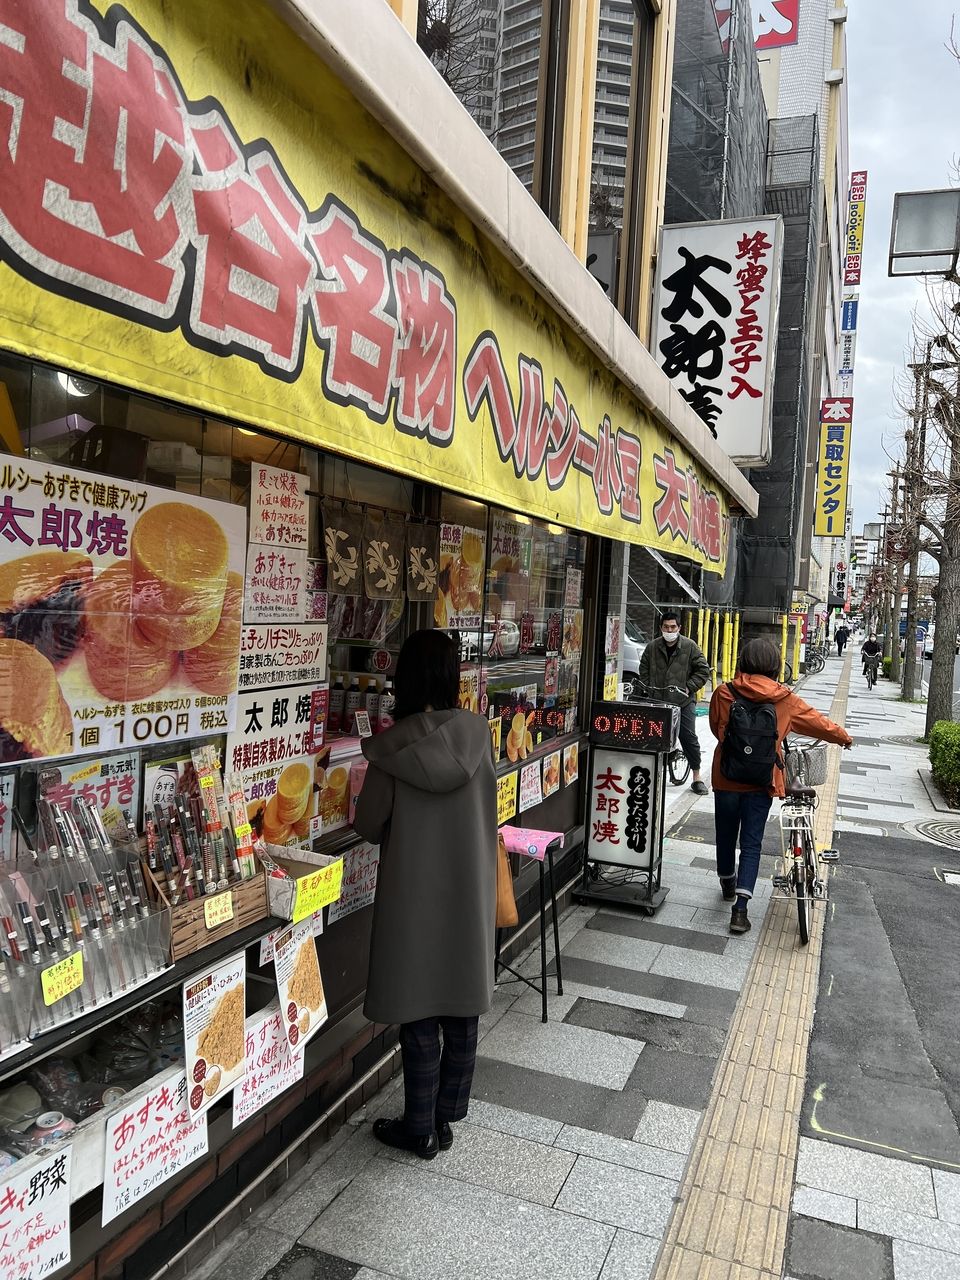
[500,827,564,862]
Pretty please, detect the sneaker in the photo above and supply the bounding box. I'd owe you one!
[691,780,709,796]
[729,908,751,935]
[719,876,737,901]
[437,1121,453,1151]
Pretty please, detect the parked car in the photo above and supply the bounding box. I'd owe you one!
[622,620,649,693]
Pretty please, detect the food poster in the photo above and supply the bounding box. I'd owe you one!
[488,712,502,761]
[31,750,141,845]
[233,1001,305,1128]
[519,759,543,813]
[435,524,485,630]
[258,910,323,965]
[142,753,195,824]
[239,622,328,692]
[274,919,328,1054]
[250,465,310,549]
[605,614,622,660]
[564,568,583,608]
[327,841,380,924]
[226,685,335,845]
[458,664,483,715]
[183,951,246,1118]
[0,1146,72,1278]
[102,1072,208,1225]
[0,455,246,765]
[542,750,562,798]
[489,515,525,577]
[562,609,584,660]
[563,742,580,785]
[243,545,309,625]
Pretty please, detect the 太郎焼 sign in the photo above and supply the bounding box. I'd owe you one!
[0,0,733,573]
[653,217,783,466]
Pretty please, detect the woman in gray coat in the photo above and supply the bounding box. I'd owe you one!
[354,629,497,1160]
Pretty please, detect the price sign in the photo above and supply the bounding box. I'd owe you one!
[603,672,618,701]
[497,771,518,825]
[203,891,234,930]
[291,859,344,923]
[40,951,84,1006]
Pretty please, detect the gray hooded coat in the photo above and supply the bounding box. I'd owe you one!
[353,709,497,1025]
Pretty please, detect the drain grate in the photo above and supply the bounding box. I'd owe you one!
[888,735,927,748]
[908,820,960,850]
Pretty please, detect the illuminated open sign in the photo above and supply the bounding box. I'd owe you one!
[589,701,679,753]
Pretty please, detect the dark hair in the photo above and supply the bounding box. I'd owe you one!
[738,636,781,678]
[660,609,681,626]
[394,629,460,719]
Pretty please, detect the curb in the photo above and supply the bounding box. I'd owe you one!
[917,768,960,815]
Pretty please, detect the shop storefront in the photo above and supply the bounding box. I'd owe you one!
[0,4,753,1277]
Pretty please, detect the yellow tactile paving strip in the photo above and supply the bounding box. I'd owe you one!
[653,659,851,1280]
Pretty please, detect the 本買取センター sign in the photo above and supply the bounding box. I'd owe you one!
[0,0,731,573]
[814,398,853,537]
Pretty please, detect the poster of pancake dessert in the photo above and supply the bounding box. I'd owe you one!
[0,455,246,765]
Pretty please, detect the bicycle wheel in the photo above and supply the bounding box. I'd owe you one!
[795,856,811,945]
[668,749,691,785]
[806,653,824,675]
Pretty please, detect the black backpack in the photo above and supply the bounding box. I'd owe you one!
[720,686,782,786]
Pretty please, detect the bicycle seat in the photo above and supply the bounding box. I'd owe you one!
[786,786,818,801]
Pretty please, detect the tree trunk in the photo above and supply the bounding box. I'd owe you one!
[925,553,960,737]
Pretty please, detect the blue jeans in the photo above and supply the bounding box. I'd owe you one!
[714,790,773,901]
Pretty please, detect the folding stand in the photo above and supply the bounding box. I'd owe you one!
[494,831,564,1023]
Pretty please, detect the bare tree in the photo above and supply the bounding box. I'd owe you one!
[895,275,960,736]
[418,0,495,122]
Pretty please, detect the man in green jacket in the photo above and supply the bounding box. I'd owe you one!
[637,609,712,794]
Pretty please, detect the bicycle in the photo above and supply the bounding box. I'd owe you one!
[628,681,693,785]
[774,739,838,945]
[803,643,829,676]
[863,653,881,690]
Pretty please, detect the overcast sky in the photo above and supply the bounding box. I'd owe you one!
[846,0,958,531]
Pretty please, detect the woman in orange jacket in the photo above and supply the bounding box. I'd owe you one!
[709,637,852,935]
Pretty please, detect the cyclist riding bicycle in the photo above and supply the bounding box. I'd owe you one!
[860,633,882,675]
[709,637,853,936]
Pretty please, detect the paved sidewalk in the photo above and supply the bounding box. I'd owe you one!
[189,657,954,1280]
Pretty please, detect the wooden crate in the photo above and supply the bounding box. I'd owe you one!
[145,865,269,962]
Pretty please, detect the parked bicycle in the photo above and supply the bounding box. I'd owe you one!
[803,641,830,676]
[863,652,881,690]
[628,681,693,786]
[774,738,838,945]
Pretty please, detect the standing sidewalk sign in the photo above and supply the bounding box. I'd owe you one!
[574,701,679,916]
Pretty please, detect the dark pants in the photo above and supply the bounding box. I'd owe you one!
[836,639,846,655]
[678,701,701,771]
[399,1015,479,1136]
[714,789,773,900]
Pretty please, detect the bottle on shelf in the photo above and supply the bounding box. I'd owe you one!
[343,677,363,736]
[365,679,381,728]
[328,676,345,735]
[377,679,395,733]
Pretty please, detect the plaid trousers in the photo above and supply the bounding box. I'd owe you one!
[399,1015,479,1137]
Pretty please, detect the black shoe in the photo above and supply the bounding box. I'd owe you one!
[729,908,751,935]
[691,780,709,796]
[437,1121,453,1151]
[372,1117,439,1160]
[719,876,737,902]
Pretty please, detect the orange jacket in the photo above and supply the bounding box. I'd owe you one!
[709,674,852,797]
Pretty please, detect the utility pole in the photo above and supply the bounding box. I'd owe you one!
[880,502,893,662]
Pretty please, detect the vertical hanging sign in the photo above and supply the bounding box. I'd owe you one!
[843,171,868,287]
[814,398,853,537]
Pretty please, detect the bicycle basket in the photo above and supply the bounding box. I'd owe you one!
[784,743,828,788]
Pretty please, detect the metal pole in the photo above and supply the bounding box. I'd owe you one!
[792,619,802,682]
[779,613,789,682]
[732,612,741,673]
[709,610,720,689]
[903,344,931,701]
[890,464,904,681]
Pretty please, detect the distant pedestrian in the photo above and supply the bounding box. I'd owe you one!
[354,630,497,1160]
[710,637,852,935]
[639,609,712,795]
[835,624,850,656]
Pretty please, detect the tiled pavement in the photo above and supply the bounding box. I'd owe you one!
[190,656,954,1280]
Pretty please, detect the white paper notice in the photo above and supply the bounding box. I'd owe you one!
[0,1147,72,1278]
[102,1072,208,1225]
[327,842,380,924]
[259,911,323,965]
[250,464,310,548]
[244,544,309,624]
[183,952,246,1118]
[519,760,543,813]
[233,1002,306,1128]
[274,920,328,1056]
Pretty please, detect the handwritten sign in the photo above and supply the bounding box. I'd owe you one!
[183,952,246,1117]
[519,760,543,813]
[497,771,518,826]
[292,859,344,923]
[102,1073,207,1225]
[233,1003,305,1127]
[40,951,84,1007]
[250,464,310,548]
[244,544,308,625]
[327,842,380,924]
[0,1148,72,1278]
[274,920,328,1055]
[203,891,234,930]
[603,672,618,701]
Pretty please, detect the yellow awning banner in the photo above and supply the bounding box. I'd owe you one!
[0,0,729,571]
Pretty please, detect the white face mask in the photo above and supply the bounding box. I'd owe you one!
[662,629,680,644]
